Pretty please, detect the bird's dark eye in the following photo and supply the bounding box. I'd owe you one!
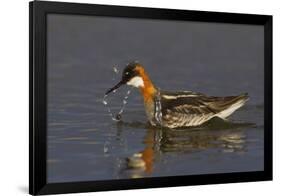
[122,62,139,81]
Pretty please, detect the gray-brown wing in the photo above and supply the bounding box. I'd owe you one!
[160,91,248,128]
[160,92,215,127]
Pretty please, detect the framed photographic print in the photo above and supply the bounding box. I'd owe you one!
[29,1,273,195]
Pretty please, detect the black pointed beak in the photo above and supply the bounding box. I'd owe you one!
[105,80,125,95]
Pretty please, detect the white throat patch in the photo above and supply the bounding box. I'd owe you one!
[127,76,144,88]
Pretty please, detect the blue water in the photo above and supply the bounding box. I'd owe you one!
[47,14,264,183]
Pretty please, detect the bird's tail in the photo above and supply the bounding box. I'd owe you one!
[215,93,249,119]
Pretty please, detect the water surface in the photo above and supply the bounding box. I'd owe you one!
[47,14,264,182]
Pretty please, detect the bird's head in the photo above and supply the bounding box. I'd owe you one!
[105,61,146,95]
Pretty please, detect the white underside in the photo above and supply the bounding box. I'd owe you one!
[216,99,247,119]
[127,76,144,88]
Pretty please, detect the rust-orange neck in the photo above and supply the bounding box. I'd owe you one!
[135,66,156,103]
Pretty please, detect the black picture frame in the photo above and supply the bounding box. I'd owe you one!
[29,1,273,195]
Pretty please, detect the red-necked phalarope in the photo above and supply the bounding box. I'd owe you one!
[105,61,249,128]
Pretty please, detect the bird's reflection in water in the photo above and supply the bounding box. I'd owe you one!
[116,118,255,178]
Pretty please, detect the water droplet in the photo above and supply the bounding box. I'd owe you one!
[113,66,119,74]
[104,142,110,153]
[115,114,122,121]
[123,100,127,105]
[113,89,117,93]
[103,100,107,105]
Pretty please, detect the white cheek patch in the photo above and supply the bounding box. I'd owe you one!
[127,76,144,88]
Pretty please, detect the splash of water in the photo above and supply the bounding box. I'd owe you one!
[154,89,163,126]
[103,65,131,122]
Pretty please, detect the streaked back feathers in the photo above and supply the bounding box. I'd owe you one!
[159,91,249,128]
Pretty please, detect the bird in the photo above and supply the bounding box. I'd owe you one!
[105,61,249,129]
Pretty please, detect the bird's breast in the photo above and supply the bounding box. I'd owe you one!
[143,99,156,125]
